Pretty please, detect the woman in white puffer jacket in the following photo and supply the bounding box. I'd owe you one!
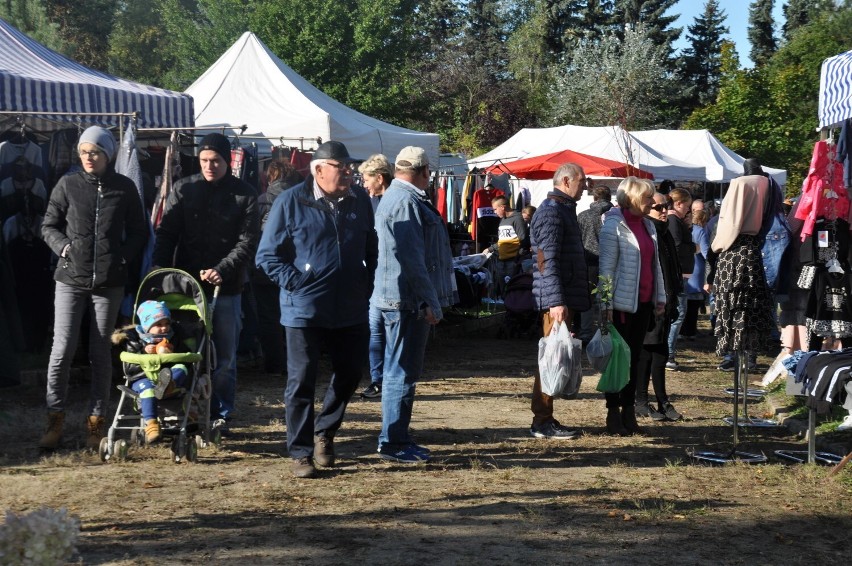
[598,177,667,436]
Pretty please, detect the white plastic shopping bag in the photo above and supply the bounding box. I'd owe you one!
[538,322,583,397]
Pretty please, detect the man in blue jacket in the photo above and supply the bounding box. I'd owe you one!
[256,141,378,478]
[529,162,591,439]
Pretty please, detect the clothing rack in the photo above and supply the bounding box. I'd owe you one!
[136,125,248,135]
[0,110,140,149]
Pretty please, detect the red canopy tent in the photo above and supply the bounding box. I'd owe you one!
[486,148,654,180]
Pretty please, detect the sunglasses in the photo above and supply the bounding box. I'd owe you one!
[650,204,667,212]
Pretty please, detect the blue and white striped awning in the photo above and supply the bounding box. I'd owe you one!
[0,17,193,130]
[819,49,852,129]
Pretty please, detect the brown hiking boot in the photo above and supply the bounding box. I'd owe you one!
[86,415,105,451]
[314,435,335,467]
[144,419,161,444]
[39,412,65,450]
[291,456,317,478]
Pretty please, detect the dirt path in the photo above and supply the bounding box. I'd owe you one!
[1,330,850,565]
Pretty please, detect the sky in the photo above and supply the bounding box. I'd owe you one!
[671,0,787,68]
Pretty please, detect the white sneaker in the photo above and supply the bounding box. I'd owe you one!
[837,415,852,431]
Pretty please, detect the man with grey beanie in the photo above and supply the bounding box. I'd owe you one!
[40,126,148,450]
[153,133,259,430]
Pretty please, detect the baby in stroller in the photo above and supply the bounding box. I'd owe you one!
[114,300,189,443]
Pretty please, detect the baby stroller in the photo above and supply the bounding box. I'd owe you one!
[498,272,539,339]
[100,268,218,463]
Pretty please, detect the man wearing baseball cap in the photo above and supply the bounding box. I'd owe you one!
[153,133,259,429]
[370,146,455,464]
[256,140,377,478]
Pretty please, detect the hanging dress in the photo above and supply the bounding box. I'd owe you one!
[712,175,775,355]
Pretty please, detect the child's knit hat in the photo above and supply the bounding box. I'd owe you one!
[136,300,171,332]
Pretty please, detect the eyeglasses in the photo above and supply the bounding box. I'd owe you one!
[650,204,667,212]
[79,150,103,159]
[323,161,352,171]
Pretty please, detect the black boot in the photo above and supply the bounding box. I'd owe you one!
[606,407,629,436]
[621,405,644,435]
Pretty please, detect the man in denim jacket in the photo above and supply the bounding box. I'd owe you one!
[371,146,455,463]
[256,141,377,478]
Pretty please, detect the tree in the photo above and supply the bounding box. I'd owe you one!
[549,25,676,132]
[687,7,852,192]
[781,0,833,41]
[108,2,175,85]
[748,0,777,66]
[43,0,119,70]
[612,0,682,59]
[680,0,729,111]
[0,0,66,54]
[157,0,254,91]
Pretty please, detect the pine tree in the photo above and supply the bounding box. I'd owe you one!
[681,0,729,110]
[781,0,831,41]
[613,0,682,57]
[0,0,65,54]
[748,0,777,66]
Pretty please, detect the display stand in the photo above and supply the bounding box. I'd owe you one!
[774,406,845,465]
[691,349,768,464]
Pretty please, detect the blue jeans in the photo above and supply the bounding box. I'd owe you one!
[284,323,368,459]
[368,306,385,385]
[377,309,431,450]
[211,293,242,420]
[667,292,687,360]
[46,282,123,416]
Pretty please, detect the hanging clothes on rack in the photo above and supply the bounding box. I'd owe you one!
[470,183,505,251]
[795,140,850,241]
[47,128,80,189]
[435,175,448,221]
[116,121,154,295]
[0,156,47,221]
[0,134,44,181]
[151,132,181,229]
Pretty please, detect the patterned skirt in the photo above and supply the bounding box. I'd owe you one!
[714,234,774,355]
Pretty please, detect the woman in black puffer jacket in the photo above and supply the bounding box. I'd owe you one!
[39,126,148,451]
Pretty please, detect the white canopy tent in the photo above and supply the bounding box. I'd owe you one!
[632,129,787,185]
[186,32,439,164]
[470,125,707,182]
[469,125,706,208]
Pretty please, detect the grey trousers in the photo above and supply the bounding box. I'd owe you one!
[45,282,123,416]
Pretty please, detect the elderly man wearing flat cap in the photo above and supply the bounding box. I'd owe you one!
[257,140,378,478]
[370,146,454,464]
[153,133,259,429]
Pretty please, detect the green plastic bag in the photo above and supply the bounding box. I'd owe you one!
[595,323,630,393]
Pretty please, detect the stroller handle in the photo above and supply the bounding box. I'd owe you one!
[208,285,221,316]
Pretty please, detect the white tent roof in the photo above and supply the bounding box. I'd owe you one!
[0,17,193,131]
[470,125,707,182]
[632,129,787,185]
[186,32,439,164]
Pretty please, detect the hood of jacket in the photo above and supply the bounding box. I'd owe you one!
[589,199,613,216]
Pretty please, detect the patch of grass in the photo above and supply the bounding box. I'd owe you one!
[631,498,675,519]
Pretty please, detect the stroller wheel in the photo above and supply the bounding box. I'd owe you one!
[185,437,198,463]
[115,439,129,461]
[170,437,183,464]
[98,437,110,463]
[130,427,145,447]
[208,422,223,446]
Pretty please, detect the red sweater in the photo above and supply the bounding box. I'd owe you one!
[624,209,654,304]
